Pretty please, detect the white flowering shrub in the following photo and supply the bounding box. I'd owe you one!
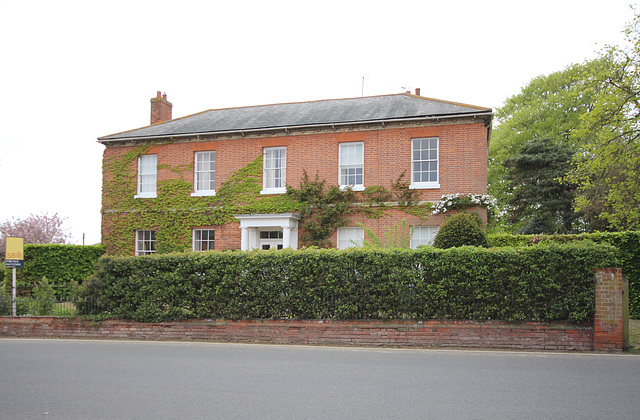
[432,193,498,215]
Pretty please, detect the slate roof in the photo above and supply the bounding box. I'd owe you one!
[98,93,492,142]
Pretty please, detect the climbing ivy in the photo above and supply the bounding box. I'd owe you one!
[285,172,433,247]
[355,173,433,220]
[102,149,298,255]
[286,172,356,247]
[390,172,433,220]
[102,148,473,254]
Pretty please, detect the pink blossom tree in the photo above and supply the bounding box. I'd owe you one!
[0,212,72,258]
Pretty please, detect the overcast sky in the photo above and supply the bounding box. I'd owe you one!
[0,0,636,245]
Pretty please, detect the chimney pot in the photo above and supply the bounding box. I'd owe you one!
[415,88,421,96]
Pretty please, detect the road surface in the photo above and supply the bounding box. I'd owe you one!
[1,338,639,419]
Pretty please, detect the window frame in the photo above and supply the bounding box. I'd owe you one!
[338,142,365,191]
[135,230,156,256]
[135,154,158,198]
[410,137,440,189]
[191,151,216,197]
[261,146,287,194]
[192,228,215,251]
[410,226,439,249]
[337,227,364,250]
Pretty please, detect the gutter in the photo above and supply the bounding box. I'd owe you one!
[97,111,493,144]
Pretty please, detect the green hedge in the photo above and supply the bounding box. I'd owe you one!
[83,243,617,323]
[489,232,640,318]
[2,244,106,298]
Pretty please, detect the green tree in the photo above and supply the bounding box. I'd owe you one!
[488,59,608,232]
[503,138,579,234]
[568,12,640,230]
[0,212,72,258]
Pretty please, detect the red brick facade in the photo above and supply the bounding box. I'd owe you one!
[102,122,489,203]
[100,94,491,254]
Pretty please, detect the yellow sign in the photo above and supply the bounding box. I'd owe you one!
[6,237,24,260]
[5,237,24,267]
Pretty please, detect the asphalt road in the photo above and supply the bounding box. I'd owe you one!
[1,338,640,419]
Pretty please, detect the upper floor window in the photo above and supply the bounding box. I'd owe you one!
[192,151,216,196]
[193,229,215,251]
[135,230,156,255]
[135,154,157,198]
[410,138,440,189]
[339,142,364,191]
[410,226,439,248]
[337,227,364,250]
[261,146,286,194]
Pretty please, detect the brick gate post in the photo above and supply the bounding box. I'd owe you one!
[594,268,628,352]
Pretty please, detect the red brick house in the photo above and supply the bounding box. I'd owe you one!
[98,91,492,256]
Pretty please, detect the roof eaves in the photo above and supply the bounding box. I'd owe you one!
[97,109,493,143]
[97,108,215,142]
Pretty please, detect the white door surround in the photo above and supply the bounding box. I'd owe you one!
[234,213,301,251]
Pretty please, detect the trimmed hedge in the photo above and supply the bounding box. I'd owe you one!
[2,244,106,297]
[83,243,617,323]
[433,213,488,249]
[488,232,640,318]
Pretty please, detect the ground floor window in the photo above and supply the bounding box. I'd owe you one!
[135,230,156,255]
[337,227,364,250]
[193,229,215,251]
[410,226,439,248]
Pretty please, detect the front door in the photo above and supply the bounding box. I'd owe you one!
[259,230,283,250]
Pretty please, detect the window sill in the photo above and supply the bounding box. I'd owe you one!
[260,188,287,195]
[134,193,157,199]
[191,191,216,197]
[409,183,440,190]
[339,185,365,192]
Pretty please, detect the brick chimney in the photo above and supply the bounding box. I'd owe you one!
[150,91,173,125]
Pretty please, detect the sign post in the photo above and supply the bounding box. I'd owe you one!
[5,237,24,316]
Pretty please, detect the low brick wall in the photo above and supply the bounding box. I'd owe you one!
[0,317,596,351]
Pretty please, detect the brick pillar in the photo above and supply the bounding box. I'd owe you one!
[150,91,173,125]
[594,268,628,352]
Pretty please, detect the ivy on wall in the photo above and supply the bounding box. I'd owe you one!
[286,173,356,247]
[102,148,298,255]
[102,147,480,255]
[286,171,434,247]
